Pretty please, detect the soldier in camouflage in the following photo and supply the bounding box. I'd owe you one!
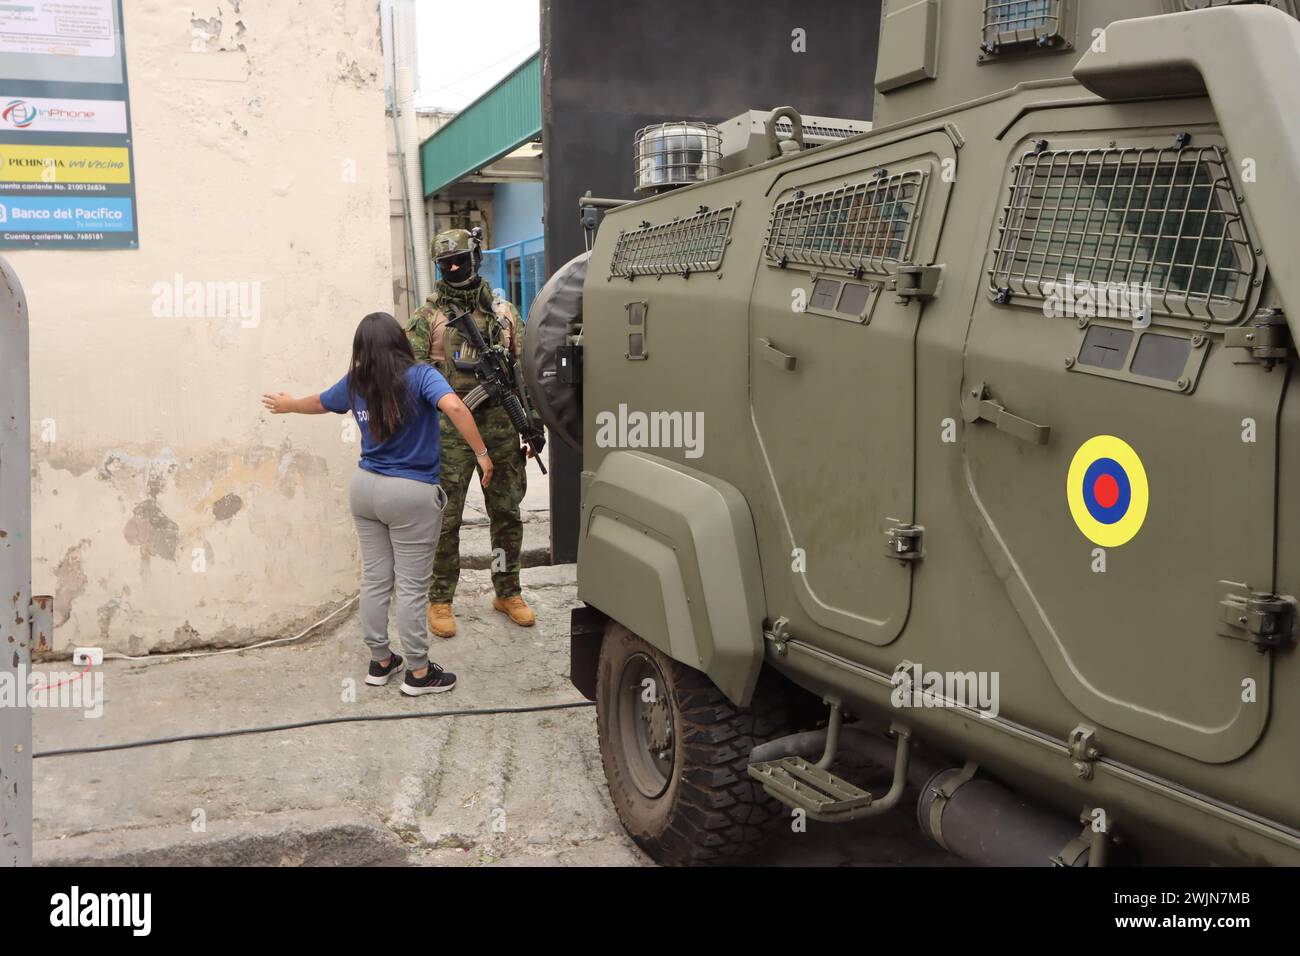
[407,228,535,637]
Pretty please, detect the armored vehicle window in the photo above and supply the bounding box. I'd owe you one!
[610,205,735,278]
[837,281,873,318]
[1076,325,1133,371]
[1130,332,1193,382]
[810,278,842,310]
[982,0,1065,51]
[765,170,924,275]
[990,145,1255,323]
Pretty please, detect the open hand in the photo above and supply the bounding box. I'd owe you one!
[479,456,494,488]
[261,392,294,414]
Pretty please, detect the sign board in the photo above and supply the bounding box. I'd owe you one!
[0,0,137,249]
[0,0,116,59]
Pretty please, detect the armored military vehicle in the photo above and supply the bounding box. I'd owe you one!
[525,0,1300,866]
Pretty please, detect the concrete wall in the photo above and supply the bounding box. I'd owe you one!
[13,1,392,655]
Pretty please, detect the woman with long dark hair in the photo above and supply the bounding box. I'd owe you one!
[262,311,492,696]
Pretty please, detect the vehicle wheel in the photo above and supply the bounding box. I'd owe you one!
[595,621,793,866]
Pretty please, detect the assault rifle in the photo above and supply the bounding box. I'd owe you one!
[448,309,547,475]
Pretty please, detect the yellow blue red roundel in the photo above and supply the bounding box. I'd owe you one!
[1067,436,1149,547]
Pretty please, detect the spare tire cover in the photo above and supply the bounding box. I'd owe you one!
[522,251,588,451]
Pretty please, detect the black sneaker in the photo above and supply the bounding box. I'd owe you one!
[366,653,404,686]
[401,662,457,696]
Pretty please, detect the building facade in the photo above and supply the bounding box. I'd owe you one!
[16,1,392,655]
[417,53,544,318]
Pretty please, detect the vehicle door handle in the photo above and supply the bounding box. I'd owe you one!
[759,338,797,371]
[963,383,1050,445]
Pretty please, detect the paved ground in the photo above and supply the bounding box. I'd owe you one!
[31,470,956,867]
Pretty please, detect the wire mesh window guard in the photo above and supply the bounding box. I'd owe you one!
[609,205,735,278]
[763,170,925,275]
[989,145,1255,323]
[983,0,1063,49]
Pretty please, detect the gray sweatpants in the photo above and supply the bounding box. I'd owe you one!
[349,468,447,672]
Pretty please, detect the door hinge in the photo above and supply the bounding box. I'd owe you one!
[888,263,942,302]
[1224,309,1291,368]
[1067,725,1100,781]
[770,615,793,656]
[1217,582,1295,651]
[883,521,924,561]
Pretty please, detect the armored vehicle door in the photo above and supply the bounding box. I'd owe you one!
[962,122,1282,762]
[749,130,956,645]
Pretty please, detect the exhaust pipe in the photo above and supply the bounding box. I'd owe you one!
[917,766,1093,867]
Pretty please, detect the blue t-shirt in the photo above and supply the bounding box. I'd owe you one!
[320,364,454,484]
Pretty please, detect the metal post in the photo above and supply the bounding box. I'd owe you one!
[521,243,530,314]
[0,258,32,867]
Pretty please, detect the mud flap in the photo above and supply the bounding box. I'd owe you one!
[569,604,607,701]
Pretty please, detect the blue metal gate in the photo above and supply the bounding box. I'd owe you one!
[481,234,545,319]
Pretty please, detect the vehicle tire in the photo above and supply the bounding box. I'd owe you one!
[595,621,794,866]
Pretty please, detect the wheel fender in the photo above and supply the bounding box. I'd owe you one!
[577,451,765,705]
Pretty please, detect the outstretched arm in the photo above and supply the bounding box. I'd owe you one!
[437,392,494,487]
[262,393,327,415]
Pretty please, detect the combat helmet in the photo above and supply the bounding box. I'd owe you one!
[431,227,483,288]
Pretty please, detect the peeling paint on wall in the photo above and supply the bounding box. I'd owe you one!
[190,16,223,51]
[17,0,391,655]
[32,437,361,652]
[97,597,127,643]
[124,497,180,562]
[52,541,89,627]
[336,51,375,87]
[212,493,243,521]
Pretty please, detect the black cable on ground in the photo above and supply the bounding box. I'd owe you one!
[34,700,596,759]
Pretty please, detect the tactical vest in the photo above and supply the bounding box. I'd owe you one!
[437,303,512,395]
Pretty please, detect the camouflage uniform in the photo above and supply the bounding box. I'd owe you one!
[407,277,528,603]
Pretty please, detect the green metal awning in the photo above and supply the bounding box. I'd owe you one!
[420,52,541,197]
